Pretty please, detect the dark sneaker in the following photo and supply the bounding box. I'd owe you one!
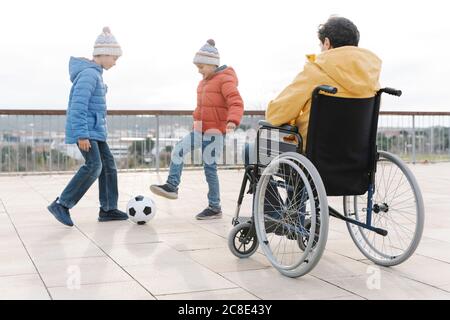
[150,183,178,200]
[196,207,223,220]
[98,208,129,222]
[47,198,74,227]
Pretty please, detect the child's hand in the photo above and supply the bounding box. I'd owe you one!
[226,122,237,134]
[78,139,91,152]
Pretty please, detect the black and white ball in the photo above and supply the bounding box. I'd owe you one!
[127,195,156,225]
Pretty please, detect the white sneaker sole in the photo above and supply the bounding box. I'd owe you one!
[196,213,223,220]
[150,185,178,200]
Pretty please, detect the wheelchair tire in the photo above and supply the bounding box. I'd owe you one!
[228,222,259,259]
[344,151,425,266]
[254,152,329,278]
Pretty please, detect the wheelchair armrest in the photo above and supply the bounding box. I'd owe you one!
[313,85,338,96]
[379,87,402,97]
[258,120,298,133]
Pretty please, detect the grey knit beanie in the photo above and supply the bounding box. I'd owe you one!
[93,27,122,57]
[193,39,220,66]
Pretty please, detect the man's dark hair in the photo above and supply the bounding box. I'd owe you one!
[318,16,360,48]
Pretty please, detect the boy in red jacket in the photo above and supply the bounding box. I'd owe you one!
[151,39,244,220]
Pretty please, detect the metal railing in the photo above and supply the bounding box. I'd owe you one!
[378,111,450,163]
[0,110,263,174]
[0,109,449,174]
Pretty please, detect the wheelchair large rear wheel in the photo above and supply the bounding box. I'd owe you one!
[254,152,329,278]
[344,151,424,266]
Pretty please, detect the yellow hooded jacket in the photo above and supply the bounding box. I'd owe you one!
[266,46,382,149]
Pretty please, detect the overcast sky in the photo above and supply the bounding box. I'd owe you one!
[1,0,449,111]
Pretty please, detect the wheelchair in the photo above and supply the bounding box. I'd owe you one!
[227,85,425,278]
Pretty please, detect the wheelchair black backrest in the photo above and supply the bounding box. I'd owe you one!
[305,86,382,196]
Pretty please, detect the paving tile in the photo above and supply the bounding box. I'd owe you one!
[80,225,161,246]
[25,242,105,262]
[194,221,233,238]
[415,238,450,263]
[0,224,16,236]
[102,242,188,267]
[326,271,450,300]
[185,247,271,273]
[158,230,228,251]
[0,215,13,227]
[325,295,366,300]
[49,281,155,300]
[106,242,237,295]
[0,246,36,277]
[0,274,50,300]
[422,228,450,243]
[35,256,133,287]
[8,210,60,228]
[0,232,24,250]
[157,288,258,300]
[17,225,89,246]
[221,268,353,300]
[310,251,377,280]
[5,200,49,212]
[124,263,237,296]
[322,238,367,261]
[359,254,450,288]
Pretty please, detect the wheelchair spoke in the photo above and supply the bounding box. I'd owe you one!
[381,213,416,235]
[389,196,417,212]
[385,178,410,205]
[392,204,417,211]
[389,209,418,224]
[383,163,398,201]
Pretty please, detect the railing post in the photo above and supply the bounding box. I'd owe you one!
[448,127,450,161]
[32,115,35,172]
[0,137,2,173]
[430,125,434,156]
[156,115,160,173]
[16,115,19,173]
[49,115,52,173]
[412,115,416,164]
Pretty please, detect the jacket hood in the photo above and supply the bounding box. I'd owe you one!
[314,47,382,95]
[210,66,239,85]
[69,57,103,83]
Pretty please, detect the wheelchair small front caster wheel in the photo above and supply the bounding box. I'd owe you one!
[228,222,259,258]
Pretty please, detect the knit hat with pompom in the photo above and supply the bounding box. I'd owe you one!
[93,27,122,57]
[193,39,220,66]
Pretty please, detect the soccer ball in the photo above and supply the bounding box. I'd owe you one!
[126,195,156,225]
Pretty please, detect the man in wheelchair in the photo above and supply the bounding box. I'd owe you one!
[266,15,381,149]
[254,15,382,235]
[230,16,423,278]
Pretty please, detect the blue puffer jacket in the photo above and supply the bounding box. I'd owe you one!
[65,57,108,144]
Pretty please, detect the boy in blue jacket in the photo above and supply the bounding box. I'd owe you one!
[47,27,127,227]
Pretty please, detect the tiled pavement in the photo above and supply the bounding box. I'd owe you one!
[0,163,449,300]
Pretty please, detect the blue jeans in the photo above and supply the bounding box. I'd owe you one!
[58,140,118,211]
[167,132,223,210]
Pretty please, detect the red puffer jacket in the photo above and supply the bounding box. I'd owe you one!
[193,66,244,133]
